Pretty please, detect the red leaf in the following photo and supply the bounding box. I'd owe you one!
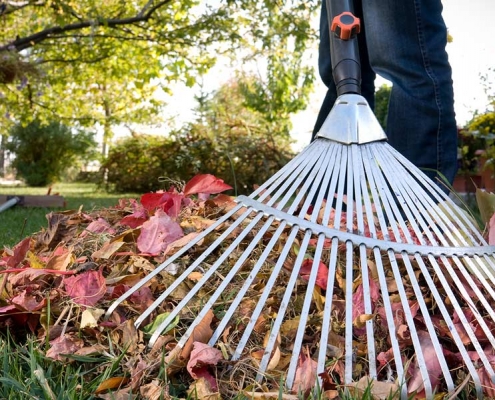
[6,237,31,268]
[141,192,184,218]
[407,331,442,395]
[46,334,84,361]
[63,269,106,306]
[292,347,318,395]
[137,209,183,255]
[120,199,148,228]
[489,213,495,245]
[11,289,47,312]
[80,218,116,238]
[299,259,328,290]
[186,342,223,391]
[183,174,232,197]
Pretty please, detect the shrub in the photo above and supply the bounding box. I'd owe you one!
[102,127,294,195]
[7,120,97,186]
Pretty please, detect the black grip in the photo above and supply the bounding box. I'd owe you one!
[326,0,361,95]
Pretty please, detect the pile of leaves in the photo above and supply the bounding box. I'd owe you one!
[1,174,495,400]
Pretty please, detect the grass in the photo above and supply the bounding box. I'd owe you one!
[0,182,139,248]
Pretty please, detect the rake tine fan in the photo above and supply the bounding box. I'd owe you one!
[106,0,495,397]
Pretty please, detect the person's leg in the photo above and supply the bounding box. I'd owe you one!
[362,0,458,187]
[312,0,376,140]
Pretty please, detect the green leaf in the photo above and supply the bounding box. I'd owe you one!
[141,312,180,337]
[476,188,495,225]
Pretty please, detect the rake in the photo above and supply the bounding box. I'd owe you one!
[106,1,495,397]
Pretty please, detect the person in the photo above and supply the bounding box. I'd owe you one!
[312,0,458,190]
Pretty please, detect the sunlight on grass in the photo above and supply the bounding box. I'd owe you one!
[0,182,139,248]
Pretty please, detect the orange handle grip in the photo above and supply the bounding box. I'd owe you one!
[331,12,361,40]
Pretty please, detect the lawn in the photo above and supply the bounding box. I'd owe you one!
[0,182,139,248]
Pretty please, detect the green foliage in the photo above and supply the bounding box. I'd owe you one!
[103,128,293,195]
[374,84,391,130]
[467,107,495,173]
[103,77,296,194]
[7,120,97,186]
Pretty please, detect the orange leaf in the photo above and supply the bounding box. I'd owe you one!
[182,309,215,359]
[95,377,130,395]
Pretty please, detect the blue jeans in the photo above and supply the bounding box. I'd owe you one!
[313,0,458,187]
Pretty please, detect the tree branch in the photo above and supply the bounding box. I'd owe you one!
[0,0,173,52]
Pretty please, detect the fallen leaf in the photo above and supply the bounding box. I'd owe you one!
[291,347,317,395]
[95,377,130,395]
[80,308,105,329]
[407,331,442,395]
[141,191,184,219]
[92,241,125,259]
[243,392,298,400]
[64,269,106,306]
[6,237,31,268]
[137,209,184,255]
[347,376,399,399]
[45,246,73,270]
[80,218,116,238]
[181,310,215,359]
[46,334,84,361]
[476,188,495,225]
[489,213,495,245]
[142,312,179,337]
[139,380,164,400]
[186,377,221,400]
[119,198,148,228]
[184,174,232,197]
[187,342,223,391]
[11,289,46,312]
[299,259,329,290]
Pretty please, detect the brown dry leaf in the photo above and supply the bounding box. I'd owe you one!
[346,376,399,400]
[95,377,130,395]
[353,313,375,329]
[281,318,300,341]
[242,392,298,400]
[45,246,73,270]
[95,386,133,400]
[188,271,204,282]
[186,377,221,400]
[323,390,340,399]
[181,309,215,359]
[80,308,105,329]
[92,241,125,259]
[140,380,166,400]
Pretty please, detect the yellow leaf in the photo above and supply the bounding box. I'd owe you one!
[353,313,374,329]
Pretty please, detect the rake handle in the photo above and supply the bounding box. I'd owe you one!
[326,0,361,95]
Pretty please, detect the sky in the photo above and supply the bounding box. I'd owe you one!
[159,0,495,149]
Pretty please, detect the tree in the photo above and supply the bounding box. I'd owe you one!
[0,0,319,173]
[7,120,97,186]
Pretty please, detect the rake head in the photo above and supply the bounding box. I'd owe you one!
[106,95,495,398]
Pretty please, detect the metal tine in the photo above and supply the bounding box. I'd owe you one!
[382,143,486,244]
[263,141,334,210]
[249,139,327,200]
[321,143,344,226]
[104,202,246,319]
[361,149,407,396]
[146,210,267,344]
[208,219,288,345]
[373,143,473,247]
[210,143,337,348]
[362,145,407,243]
[344,145,355,384]
[387,250,433,398]
[284,145,341,387]
[256,229,313,381]
[401,254,455,392]
[451,254,495,332]
[371,146,440,245]
[317,237,340,386]
[333,144,349,230]
[232,227,300,360]
[285,233,325,389]
[145,146,331,341]
[254,140,333,207]
[443,255,495,349]
[426,254,490,396]
[352,144,377,379]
